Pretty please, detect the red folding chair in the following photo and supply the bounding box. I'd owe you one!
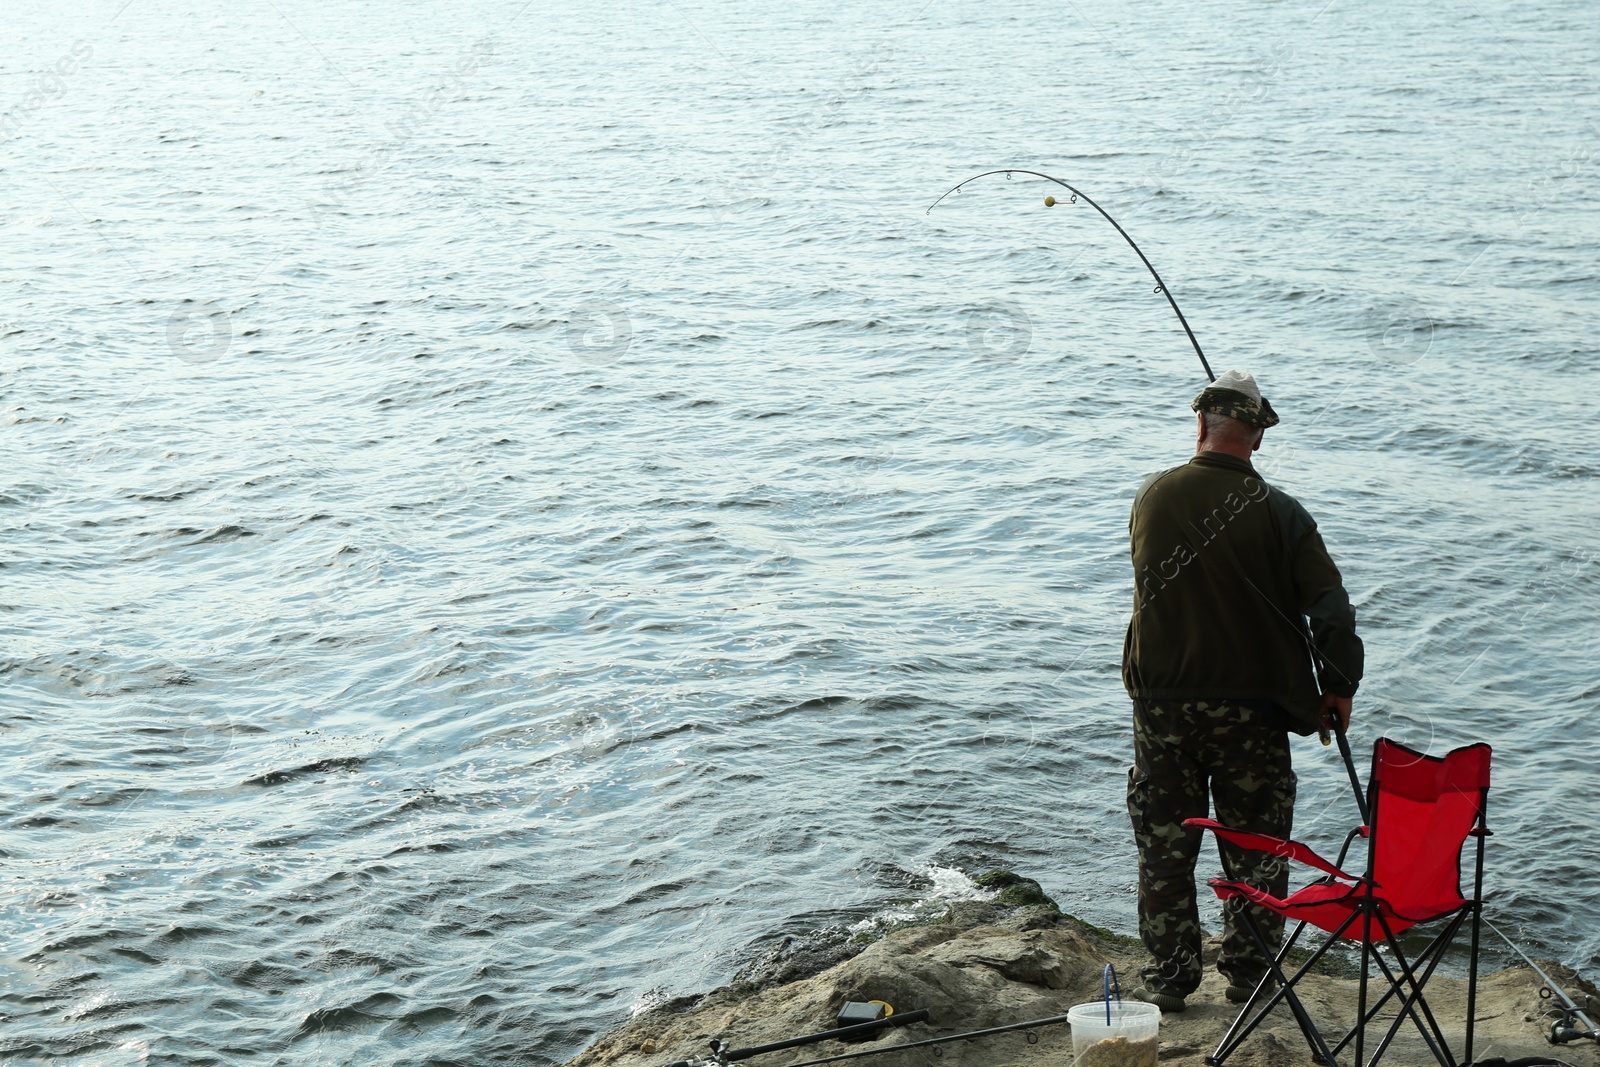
[1186,737,1492,1067]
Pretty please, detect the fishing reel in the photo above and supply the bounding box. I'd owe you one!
[1545,1010,1598,1046]
[1539,988,1600,1045]
[680,1037,740,1067]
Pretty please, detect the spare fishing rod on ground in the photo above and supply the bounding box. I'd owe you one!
[1484,917,1600,1047]
[661,1006,1077,1067]
[778,1010,1076,1067]
[662,966,1135,1067]
[663,1009,930,1067]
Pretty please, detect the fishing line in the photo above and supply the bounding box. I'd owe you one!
[927,169,1215,383]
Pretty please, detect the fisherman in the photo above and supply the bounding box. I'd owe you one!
[1122,369,1364,1013]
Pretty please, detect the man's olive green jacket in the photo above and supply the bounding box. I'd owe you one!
[1122,451,1364,736]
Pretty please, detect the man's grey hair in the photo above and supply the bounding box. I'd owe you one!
[1203,410,1264,444]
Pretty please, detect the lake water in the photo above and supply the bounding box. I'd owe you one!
[3,0,1597,1063]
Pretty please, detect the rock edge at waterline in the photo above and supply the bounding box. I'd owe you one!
[567,891,1600,1067]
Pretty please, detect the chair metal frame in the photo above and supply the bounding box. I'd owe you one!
[1188,737,1492,1067]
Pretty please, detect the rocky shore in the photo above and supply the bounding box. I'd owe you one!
[566,874,1600,1067]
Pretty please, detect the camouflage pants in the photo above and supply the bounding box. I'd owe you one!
[1127,699,1295,997]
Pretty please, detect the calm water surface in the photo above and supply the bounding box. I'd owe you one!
[3,0,1598,1063]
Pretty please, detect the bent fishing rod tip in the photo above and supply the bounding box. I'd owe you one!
[927,168,1215,382]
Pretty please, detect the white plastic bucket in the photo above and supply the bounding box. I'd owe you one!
[1067,1000,1161,1067]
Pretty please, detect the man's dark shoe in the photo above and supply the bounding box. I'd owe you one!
[1225,975,1278,1004]
[1130,985,1187,1013]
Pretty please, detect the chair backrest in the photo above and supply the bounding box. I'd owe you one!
[1368,738,1492,919]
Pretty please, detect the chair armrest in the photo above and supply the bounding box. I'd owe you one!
[1185,817,1360,882]
[1334,826,1365,868]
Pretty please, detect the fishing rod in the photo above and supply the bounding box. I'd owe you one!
[664,1009,930,1067]
[662,1005,1076,1067]
[782,966,1120,1067]
[1332,716,1370,825]
[1483,917,1600,1046]
[779,1010,1074,1067]
[934,169,1374,820]
[927,169,1216,383]
[933,170,1381,803]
